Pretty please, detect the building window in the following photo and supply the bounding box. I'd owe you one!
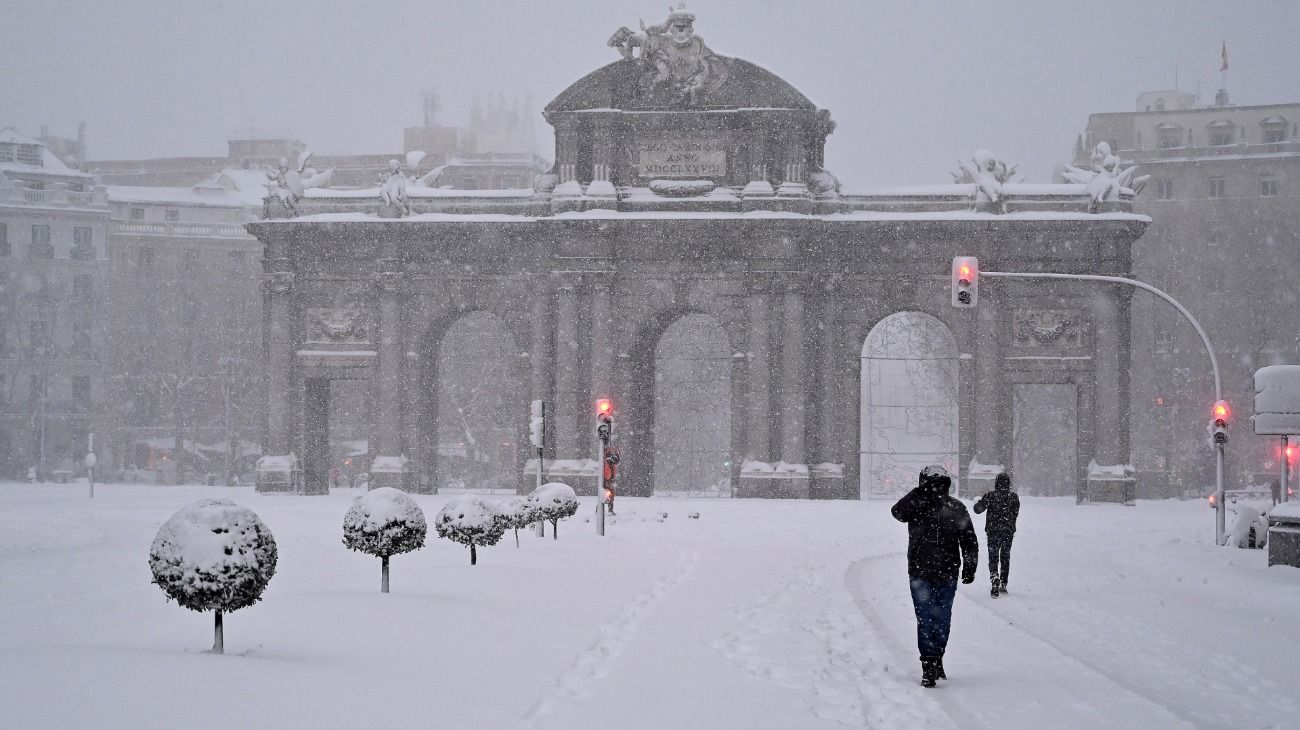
[165,209,180,222]
[73,376,91,409]
[0,223,8,256]
[74,274,93,303]
[1210,130,1233,146]
[29,321,51,354]
[1208,177,1226,199]
[129,207,145,220]
[72,227,94,260]
[16,144,42,166]
[1263,128,1286,144]
[29,224,54,258]
[72,321,91,357]
[1261,175,1280,197]
[1156,126,1181,149]
[1155,178,1174,200]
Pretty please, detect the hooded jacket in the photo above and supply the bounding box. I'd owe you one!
[891,470,979,582]
[973,475,1020,535]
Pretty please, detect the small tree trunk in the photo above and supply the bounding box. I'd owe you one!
[536,521,544,538]
[470,543,477,565]
[381,555,390,593]
[551,519,559,540]
[514,527,520,548]
[213,609,224,654]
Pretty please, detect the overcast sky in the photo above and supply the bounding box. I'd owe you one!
[5,0,1300,187]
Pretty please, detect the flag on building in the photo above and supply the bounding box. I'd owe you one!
[1221,42,1228,72]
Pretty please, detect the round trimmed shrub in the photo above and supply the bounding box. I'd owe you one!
[530,482,579,540]
[342,487,427,592]
[149,499,277,653]
[435,498,506,565]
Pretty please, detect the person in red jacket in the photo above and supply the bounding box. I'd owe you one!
[891,465,979,687]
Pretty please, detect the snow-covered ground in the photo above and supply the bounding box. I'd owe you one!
[2,482,1298,729]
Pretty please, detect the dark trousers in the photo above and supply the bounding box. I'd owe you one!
[908,576,957,658]
[987,532,1014,586]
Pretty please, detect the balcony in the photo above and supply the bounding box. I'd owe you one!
[111,221,252,239]
[1124,139,1300,162]
[1,179,109,210]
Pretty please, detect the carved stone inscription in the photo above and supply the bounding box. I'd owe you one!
[637,138,726,178]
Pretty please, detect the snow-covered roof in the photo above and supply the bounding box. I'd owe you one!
[107,183,252,208]
[0,127,42,146]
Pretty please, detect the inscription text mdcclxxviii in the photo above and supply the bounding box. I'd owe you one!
[637,138,726,178]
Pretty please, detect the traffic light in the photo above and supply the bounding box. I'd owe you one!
[1211,400,1229,444]
[596,398,614,441]
[529,399,545,449]
[951,256,978,308]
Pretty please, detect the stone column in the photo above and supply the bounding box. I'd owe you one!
[813,285,844,498]
[745,285,771,460]
[554,118,580,184]
[738,281,772,497]
[589,283,614,402]
[369,260,411,490]
[263,264,296,458]
[777,284,810,497]
[554,281,583,459]
[525,288,554,491]
[1092,287,1123,463]
[972,287,1002,494]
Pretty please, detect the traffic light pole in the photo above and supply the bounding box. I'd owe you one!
[982,270,1227,544]
[596,422,609,537]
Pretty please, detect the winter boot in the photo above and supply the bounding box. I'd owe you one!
[991,575,1002,598]
[920,657,939,688]
[935,655,947,680]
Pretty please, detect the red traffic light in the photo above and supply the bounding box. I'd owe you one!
[1212,400,1229,424]
[596,398,614,418]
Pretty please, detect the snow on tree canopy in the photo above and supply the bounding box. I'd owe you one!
[531,482,579,516]
[342,487,427,558]
[148,499,277,613]
[529,482,580,539]
[500,496,539,530]
[435,498,506,564]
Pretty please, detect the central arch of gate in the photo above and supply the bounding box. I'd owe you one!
[249,16,1147,500]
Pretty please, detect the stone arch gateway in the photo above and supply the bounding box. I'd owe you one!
[249,11,1145,500]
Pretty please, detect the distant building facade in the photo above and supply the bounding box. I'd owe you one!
[102,178,264,483]
[1077,91,1300,496]
[0,128,111,479]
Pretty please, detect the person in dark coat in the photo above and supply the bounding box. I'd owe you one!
[973,472,1020,597]
[891,465,979,687]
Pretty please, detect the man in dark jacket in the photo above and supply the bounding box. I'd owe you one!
[891,465,979,688]
[973,472,1020,597]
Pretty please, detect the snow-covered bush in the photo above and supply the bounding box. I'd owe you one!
[530,482,579,540]
[342,487,427,592]
[499,496,539,548]
[1226,505,1269,549]
[148,499,278,653]
[435,498,506,565]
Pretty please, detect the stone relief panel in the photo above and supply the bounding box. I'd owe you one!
[1012,308,1085,349]
[304,307,370,345]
